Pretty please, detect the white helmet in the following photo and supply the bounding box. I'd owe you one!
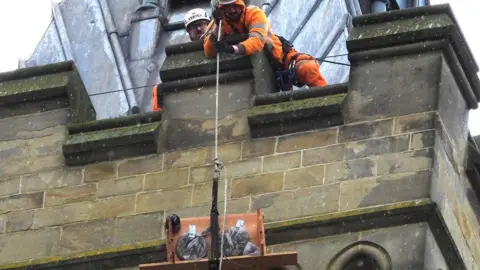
[184,8,210,28]
[217,0,238,5]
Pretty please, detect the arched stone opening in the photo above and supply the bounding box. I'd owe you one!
[327,241,392,270]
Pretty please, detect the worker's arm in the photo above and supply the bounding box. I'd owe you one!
[235,7,269,56]
[203,21,218,58]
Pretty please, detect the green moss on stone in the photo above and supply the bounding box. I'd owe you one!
[65,122,160,145]
[265,199,432,230]
[249,93,347,118]
[0,71,71,97]
[0,239,165,270]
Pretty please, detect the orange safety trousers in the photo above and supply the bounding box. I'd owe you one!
[152,85,163,112]
[284,49,328,88]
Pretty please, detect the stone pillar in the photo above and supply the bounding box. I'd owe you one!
[158,39,277,150]
[345,4,480,267]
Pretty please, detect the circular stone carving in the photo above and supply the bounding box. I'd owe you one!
[327,241,392,270]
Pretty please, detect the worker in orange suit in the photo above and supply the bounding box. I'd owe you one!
[203,0,328,90]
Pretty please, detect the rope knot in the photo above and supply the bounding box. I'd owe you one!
[213,158,224,181]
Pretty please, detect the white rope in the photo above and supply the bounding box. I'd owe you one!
[214,20,229,270]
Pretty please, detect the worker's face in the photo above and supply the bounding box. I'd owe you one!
[187,20,209,41]
[221,4,243,22]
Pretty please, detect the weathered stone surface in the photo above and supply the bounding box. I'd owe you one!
[302,144,345,166]
[224,158,262,179]
[263,152,301,173]
[164,148,209,169]
[339,170,430,211]
[98,176,144,198]
[231,173,283,198]
[45,184,97,207]
[344,135,410,159]
[0,228,60,264]
[242,138,276,159]
[84,162,117,182]
[0,192,43,214]
[20,168,82,193]
[325,158,377,182]
[118,155,163,177]
[60,219,114,256]
[284,165,325,189]
[411,130,435,150]
[0,178,20,197]
[0,154,64,177]
[252,184,340,222]
[145,168,189,191]
[0,109,69,142]
[114,212,163,246]
[90,195,135,220]
[0,215,5,234]
[378,148,433,175]
[276,128,338,153]
[394,112,435,134]
[136,186,192,213]
[208,142,242,162]
[192,180,227,205]
[166,197,250,219]
[190,165,214,184]
[345,53,441,123]
[338,119,393,143]
[34,201,91,228]
[6,210,33,233]
[424,228,448,270]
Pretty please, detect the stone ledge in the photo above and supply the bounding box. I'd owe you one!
[0,61,96,122]
[1,200,463,270]
[62,113,164,166]
[248,93,346,138]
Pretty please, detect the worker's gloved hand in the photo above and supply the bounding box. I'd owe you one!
[212,8,223,26]
[214,41,235,53]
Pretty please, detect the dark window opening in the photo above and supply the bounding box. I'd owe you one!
[343,254,381,270]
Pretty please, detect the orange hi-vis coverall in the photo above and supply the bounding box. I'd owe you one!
[203,0,327,88]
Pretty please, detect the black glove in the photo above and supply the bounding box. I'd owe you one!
[214,41,235,53]
[212,8,223,26]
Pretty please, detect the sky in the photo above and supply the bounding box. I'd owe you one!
[0,0,479,133]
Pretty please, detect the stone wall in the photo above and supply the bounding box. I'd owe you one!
[0,109,435,267]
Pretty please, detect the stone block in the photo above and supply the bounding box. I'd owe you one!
[302,144,345,166]
[164,148,209,169]
[118,154,163,177]
[166,197,251,219]
[190,165,214,184]
[84,162,117,182]
[0,192,43,214]
[98,176,144,198]
[394,112,435,134]
[0,216,4,234]
[136,186,192,214]
[45,184,97,207]
[192,180,228,205]
[339,170,430,211]
[284,165,325,190]
[0,228,60,264]
[20,168,82,193]
[60,219,115,256]
[242,138,276,159]
[411,130,435,150]
[6,210,34,233]
[378,148,433,175]
[224,158,262,179]
[34,201,91,228]
[338,119,393,143]
[276,128,338,153]
[231,172,283,198]
[0,154,64,177]
[344,135,410,159]
[263,152,301,173]
[325,158,377,182]
[114,212,163,246]
[0,178,20,197]
[90,195,135,220]
[252,184,340,222]
[207,142,242,163]
[145,168,189,191]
